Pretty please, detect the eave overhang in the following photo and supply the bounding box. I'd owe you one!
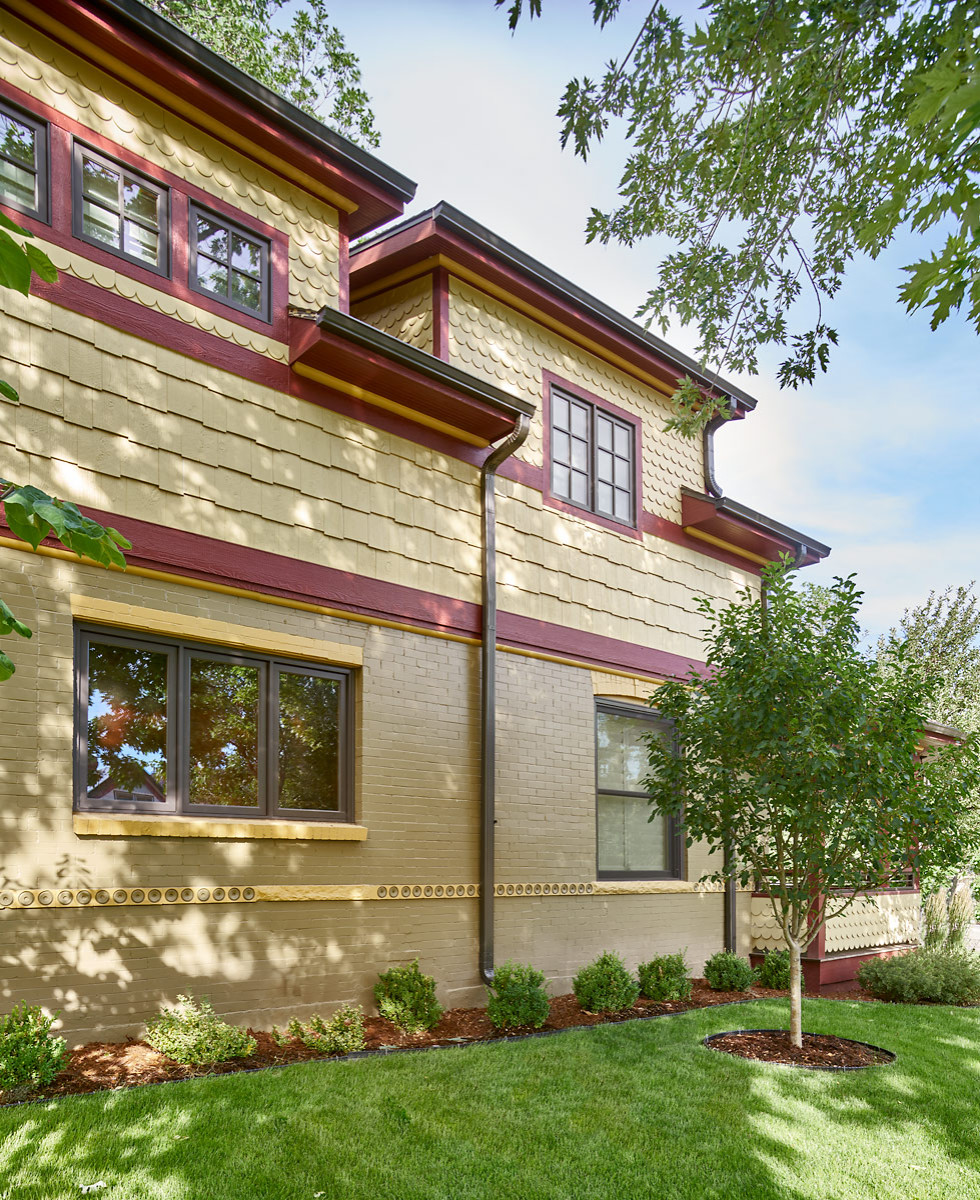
[290,308,534,447]
[350,203,758,414]
[681,488,831,568]
[9,0,416,235]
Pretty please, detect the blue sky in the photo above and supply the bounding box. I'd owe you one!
[329,0,979,637]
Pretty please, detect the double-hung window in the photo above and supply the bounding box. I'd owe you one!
[550,387,636,525]
[0,99,47,220]
[72,142,169,275]
[75,627,353,822]
[189,202,271,321]
[596,700,681,879]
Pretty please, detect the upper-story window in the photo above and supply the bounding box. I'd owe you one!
[596,700,681,880]
[75,626,353,823]
[72,142,169,276]
[189,202,271,321]
[0,99,48,221]
[550,386,636,525]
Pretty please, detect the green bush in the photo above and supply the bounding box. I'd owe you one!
[144,995,256,1065]
[273,1004,365,1055]
[756,949,800,991]
[486,961,550,1030]
[0,1003,67,1097]
[857,949,980,1005]
[374,961,442,1033]
[703,951,756,992]
[637,953,692,1001]
[572,952,640,1013]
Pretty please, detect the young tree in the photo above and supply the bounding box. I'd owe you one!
[645,561,980,1047]
[147,0,380,148]
[0,212,130,680]
[498,1,979,432]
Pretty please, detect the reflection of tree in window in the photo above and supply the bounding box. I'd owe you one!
[278,670,339,810]
[87,641,168,800]
[188,658,259,807]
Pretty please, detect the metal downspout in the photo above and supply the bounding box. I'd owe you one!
[479,414,531,986]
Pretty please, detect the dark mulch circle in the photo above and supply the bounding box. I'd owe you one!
[703,1028,895,1070]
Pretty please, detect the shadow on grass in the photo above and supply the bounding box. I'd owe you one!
[1,999,978,1200]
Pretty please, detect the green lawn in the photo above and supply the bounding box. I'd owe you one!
[2,999,979,1200]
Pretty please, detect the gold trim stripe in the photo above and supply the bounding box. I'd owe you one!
[0,879,739,910]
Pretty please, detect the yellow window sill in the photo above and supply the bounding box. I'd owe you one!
[72,813,368,841]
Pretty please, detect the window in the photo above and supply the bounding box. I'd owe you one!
[189,202,271,320]
[72,143,169,275]
[595,700,681,879]
[550,387,636,525]
[75,627,353,822]
[0,100,47,220]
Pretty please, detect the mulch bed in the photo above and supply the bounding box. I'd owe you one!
[0,979,856,1105]
[704,1029,894,1069]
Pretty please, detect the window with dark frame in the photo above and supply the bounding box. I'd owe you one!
[72,142,169,275]
[189,202,270,321]
[595,700,681,880]
[75,627,353,822]
[0,99,48,221]
[550,387,635,525]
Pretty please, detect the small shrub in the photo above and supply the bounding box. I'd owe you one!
[273,1004,365,1055]
[703,951,756,992]
[857,949,980,1005]
[572,951,639,1013]
[486,961,550,1030]
[0,1003,67,1098]
[756,949,796,991]
[922,889,949,950]
[637,953,692,1001]
[144,995,256,1065]
[374,961,442,1033]
[947,884,975,953]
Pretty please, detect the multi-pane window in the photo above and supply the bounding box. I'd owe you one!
[550,387,636,525]
[72,143,169,274]
[189,203,270,320]
[75,628,352,822]
[596,701,680,879]
[0,100,47,220]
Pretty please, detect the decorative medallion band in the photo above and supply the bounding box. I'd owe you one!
[0,879,724,911]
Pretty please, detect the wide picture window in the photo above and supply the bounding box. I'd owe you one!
[595,701,680,879]
[75,628,352,821]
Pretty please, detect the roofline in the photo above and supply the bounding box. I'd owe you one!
[87,0,416,206]
[314,307,535,423]
[680,487,831,562]
[353,202,759,413]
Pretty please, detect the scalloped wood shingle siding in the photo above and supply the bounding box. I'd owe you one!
[352,277,433,353]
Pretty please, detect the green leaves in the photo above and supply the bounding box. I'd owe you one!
[0,482,130,679]
[504,0,980,428]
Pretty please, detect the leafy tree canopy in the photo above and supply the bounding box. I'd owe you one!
[147,0,380,148]
[645,561,980,1044]
[499,1,979,433]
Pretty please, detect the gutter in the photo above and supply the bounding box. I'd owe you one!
[88,0,416,206]
[479,415,531,986]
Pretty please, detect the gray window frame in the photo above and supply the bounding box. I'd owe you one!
[0,98,49,222]
[74,625,354,823]
[595,698,682,881]
[550,386,636,527]
[188,201,271,323]
[71,141,170,277]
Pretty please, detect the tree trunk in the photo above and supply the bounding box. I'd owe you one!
[788,937,803,1049]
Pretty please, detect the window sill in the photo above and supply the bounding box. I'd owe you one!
[72,813,367,841]
[593,879,710,894]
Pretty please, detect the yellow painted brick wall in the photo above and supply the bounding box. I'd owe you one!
[352,277,433,353]
[448,279,700,524]
[0,289,483,604]
[0,9,341,316]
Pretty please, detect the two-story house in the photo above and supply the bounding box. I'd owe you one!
[0,0,916,1041]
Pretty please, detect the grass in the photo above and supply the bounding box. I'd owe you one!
[2,998,980,1199]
